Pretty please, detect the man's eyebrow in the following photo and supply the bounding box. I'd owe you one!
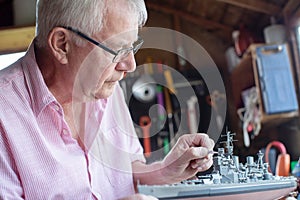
[113,38,137,49]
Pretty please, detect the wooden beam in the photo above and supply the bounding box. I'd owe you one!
[283,0,300,16]
[146,2,232,33]
[0,26,35,54]
[291,8,300,26]
[216,0,282,16]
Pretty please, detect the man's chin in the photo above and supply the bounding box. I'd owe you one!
[92,87,115,100]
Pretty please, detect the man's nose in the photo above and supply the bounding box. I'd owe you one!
[115,52,136,72]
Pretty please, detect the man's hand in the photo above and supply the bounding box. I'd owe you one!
[160,133,215,183]
[132,133,215,185]
[119,194,158,200]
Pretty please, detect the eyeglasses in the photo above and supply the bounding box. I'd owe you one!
[62,26,144,63]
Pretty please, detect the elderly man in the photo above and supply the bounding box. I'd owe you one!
[0,0,214,199]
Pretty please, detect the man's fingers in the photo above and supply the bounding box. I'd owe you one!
[179,146,211,164]
[180,133,215,149]
[190,158,207,169]
[190,153,213,169]
[197,159,213,171]
[196,134,215,149]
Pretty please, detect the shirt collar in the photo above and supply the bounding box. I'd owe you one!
[22,40,57,116]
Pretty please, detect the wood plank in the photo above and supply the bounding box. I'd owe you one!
[292,8,300,26]
[146,2,232,33]
[0,26,35,54]
[216,0,282,16]
[282,0,300,18]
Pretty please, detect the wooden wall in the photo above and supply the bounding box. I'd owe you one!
[136,9,230,74]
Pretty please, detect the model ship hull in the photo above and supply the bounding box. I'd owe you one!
[138,178,297,200]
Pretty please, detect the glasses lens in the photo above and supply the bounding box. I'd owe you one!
[113,49,131,63]
[113,37,144,63]
[133,38,144,54]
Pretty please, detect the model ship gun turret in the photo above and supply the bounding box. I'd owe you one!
[210,131,273,184]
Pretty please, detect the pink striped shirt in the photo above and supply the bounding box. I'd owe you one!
[0,42,145,200]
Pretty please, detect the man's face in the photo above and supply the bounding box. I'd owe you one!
[73,2,139,101]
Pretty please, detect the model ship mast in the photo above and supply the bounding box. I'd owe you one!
[211,131,273,184]
[219,131,236,157]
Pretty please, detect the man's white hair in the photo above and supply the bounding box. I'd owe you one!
[35,0,147,47]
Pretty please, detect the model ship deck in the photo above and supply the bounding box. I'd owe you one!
[138,131,297,199]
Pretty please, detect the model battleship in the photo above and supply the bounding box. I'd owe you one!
[138,131,297,200]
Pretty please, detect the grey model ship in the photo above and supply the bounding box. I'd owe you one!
[138,131,297,200]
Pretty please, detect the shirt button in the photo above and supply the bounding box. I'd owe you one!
[53,104,60,111]
[62,129,69,136]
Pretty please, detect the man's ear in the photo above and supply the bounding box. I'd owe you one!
[47,27,70,64]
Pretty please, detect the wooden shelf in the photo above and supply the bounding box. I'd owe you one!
[0,26,35,54]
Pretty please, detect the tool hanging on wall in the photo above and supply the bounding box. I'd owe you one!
[164,69,176,95]
[139,116,152,158]
[156,85,166,124]
[132,74,156,103]
[173,15,187,72]
[237,87,262,147]
[164,87,175,147]
[163,69,177,147]
[156,84,169,154]
[206,90,226,133]
[157,131,170,155]
[187,96,198,134]
[156,61,166,125]
[132,57,156,103]
[265,141,290,177]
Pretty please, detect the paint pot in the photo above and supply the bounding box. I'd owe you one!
[263,17,287,44]
[264,24,287,44]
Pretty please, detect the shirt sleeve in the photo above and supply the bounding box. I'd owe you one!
[0,124,24,200]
